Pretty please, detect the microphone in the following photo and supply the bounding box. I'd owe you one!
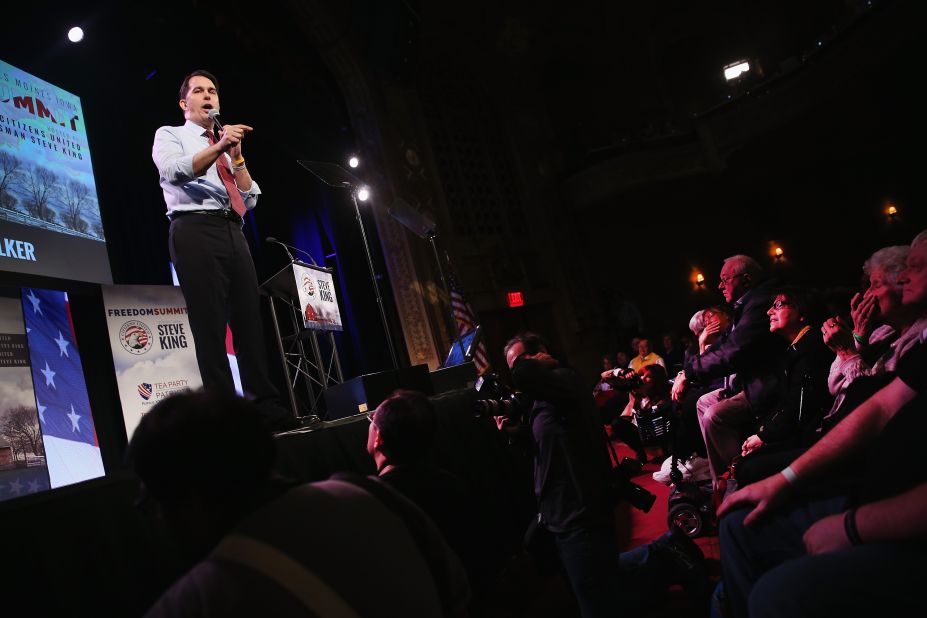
[207,108,223,132]
[265,237,318,266]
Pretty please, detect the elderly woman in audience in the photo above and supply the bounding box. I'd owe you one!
[698,306,731,355]
[672,306,735,460]
[684,306,731,370]
[851,245,927,372]
[815,314,870,433]
[742,288,833,453]
[736,288,835,485]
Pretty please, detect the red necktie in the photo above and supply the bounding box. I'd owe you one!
[207,132,247,218]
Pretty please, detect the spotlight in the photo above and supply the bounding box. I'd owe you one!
[357,186,370,202]
[348,156,359,168]
[774,246,784,260]
[68,26,84,43]
[723,60,750,81]
[886,203,898,218]
[695,273,705,287]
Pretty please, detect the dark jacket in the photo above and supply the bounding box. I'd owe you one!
[684,279,783,410]
[510,358,613,533]
[756,329,834,446]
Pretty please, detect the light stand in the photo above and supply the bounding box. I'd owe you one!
[297,160,399,370]
[387,198,464,362]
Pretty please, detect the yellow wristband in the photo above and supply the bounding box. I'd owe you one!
[232,157,245,167]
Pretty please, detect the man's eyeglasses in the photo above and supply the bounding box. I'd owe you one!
[719,273,746,286]
[365,409,377,425]
[771,300,792,310]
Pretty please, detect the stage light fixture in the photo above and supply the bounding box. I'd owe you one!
[774,246,784,260]
[348,156,359,168]
[357,186,370,202]
[886,203,898,218]
[695,273,705,287]
[68,27,84,43]
[723,60,750,81]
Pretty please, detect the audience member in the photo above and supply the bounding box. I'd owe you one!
[689,306,733,369]
[592,353,616,396]
[817,245,927,431]
[815,313,871,434]
[615,350,632,370]
[366,390,498,610]
[851,245,925,372]
[673,306,734,460]
[611,364,673,463]
[629,337,666,372]
[821,315,868,415]
[129,390,470,618]
[736,288,834,484]
[672,255,783,485]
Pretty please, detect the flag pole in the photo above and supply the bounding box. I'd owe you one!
[430,236,465,361]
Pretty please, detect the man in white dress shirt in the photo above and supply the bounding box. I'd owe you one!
[152,70,290,429]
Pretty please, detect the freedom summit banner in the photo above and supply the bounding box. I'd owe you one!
[101,285,202,439]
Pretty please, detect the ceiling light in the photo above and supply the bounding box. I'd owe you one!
[723,61,750,81]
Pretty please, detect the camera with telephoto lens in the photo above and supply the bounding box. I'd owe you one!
[609,368,643,392]
[473,372,531,419]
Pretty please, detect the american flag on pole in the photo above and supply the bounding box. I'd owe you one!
[447,272,491,374]
[20,288,104,488]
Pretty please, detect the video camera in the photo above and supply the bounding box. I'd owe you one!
[473,372,531,419]
[607,368,643,392]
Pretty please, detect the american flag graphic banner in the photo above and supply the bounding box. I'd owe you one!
[447,272,491,373]
[20,288,104,488]
[0,291,49,503]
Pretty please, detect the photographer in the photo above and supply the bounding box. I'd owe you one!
[609,364,673,463]
[504,332,705,618]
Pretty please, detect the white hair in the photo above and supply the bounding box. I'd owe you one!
[723,254,763,279]
[863,245,909,284]
[912,229,927,248]
[689,310,707,336]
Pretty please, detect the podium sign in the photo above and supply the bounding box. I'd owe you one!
[293,262,343,332]
[260,259,344,417]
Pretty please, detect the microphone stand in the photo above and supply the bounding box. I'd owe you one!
[267,238,319,267]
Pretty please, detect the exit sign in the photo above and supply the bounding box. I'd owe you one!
[507,291,525,308]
